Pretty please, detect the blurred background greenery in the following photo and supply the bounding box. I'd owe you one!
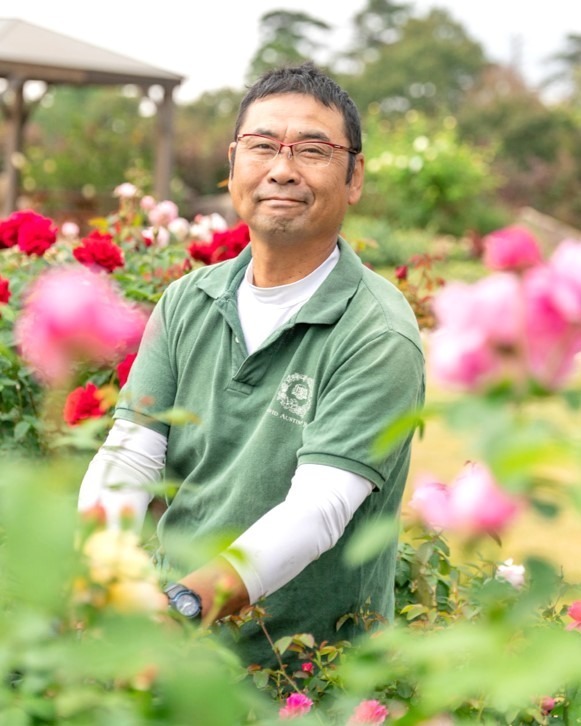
[1,1,579,239]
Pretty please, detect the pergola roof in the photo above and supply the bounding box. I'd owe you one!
[0,18,184,87]
[0,19,184,215]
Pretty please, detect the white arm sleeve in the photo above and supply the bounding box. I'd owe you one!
[222,464,373,603]
[78,419,167,530]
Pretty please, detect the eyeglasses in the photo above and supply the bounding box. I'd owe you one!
[236,133,359,168]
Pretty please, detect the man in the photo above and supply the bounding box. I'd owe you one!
[79,62,425,667]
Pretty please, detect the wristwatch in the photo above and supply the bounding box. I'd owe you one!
[163,582,203,620]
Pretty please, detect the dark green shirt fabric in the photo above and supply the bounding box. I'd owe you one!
[115,238,425,667]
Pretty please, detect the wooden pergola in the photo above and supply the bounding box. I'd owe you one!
[0,18,184,215]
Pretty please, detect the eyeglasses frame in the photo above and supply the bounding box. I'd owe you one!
[235,133,359,165]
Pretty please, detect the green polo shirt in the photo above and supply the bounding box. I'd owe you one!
[115,238,425,666]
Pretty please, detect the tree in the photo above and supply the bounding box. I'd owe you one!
[340,8,487,116]
[350,0,411,55]
[542,33,581,107]
[246,11,332,83]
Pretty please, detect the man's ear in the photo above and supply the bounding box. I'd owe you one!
[348,155,365,206]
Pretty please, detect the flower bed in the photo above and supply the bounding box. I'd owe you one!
[0,189,580,724]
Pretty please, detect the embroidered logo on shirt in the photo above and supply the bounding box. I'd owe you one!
[276,372,314,419]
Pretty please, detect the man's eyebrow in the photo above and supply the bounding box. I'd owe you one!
[249,128,332,142]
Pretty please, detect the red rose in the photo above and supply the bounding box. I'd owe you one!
[0,276,10,304]
[0,215,20,249]
[63,382,108,426]
[395,265,408,281]
[17,211,58,256]
[189,222,250,265]
[116,352,137,387]
[73,231,124,272]
[0,210,57,255]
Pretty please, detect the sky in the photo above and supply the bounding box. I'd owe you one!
[8,0,580,103]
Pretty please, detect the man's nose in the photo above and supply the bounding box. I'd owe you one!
[267,147,299,182]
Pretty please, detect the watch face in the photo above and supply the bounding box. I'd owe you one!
[175,592,201,618]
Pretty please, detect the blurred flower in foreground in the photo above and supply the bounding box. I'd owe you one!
[63,381,109,426]
[496,558,526,588]
[15,266,148,385]
[79,528,164,614]
[279,693,313,719]
[483,225,542,271]
[565,600,581,631]
[348,699,389,724]
[429,236,581,392]
[409,461,523,537]
[540,696,556,715]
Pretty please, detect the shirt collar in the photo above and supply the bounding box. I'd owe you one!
[195,237,363,325]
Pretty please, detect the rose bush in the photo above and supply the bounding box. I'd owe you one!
[0,190,580,724]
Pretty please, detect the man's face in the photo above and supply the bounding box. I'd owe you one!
[228,93,364,247]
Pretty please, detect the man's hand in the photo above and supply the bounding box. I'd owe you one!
[179,556,250,626]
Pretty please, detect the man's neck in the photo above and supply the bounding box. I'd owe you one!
[249,236,339,288]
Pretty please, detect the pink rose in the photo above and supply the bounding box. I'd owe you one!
[348,699,389,725]
[301,662,314,675]
[61,221,80,240]
[522,265,581,388]
[15,266,148,384]
[448,462,522,536]
[114,182,138,199]
[279,693,313,719]
[409,476,452,531]
[496,558,526,588]
[566,600,581,631]
[148,200,179,227]
[409,462,523,537]
[548,239,581,323]
[483,226,542,271]
[140,195,156,212]
[540,697,556,714]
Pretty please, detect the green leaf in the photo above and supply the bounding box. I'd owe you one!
[274,636,292,655]
[344,516,399,567]
[252,670,270,689]
[13,421,31,441]
[154,407,200,426]
[372,408,426,458]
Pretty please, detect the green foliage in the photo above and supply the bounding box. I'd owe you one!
[341,8,487,116]
[342,213,435,267]
[359,109,507,236]
[24,87,155,219]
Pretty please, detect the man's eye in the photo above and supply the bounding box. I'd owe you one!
[250,141,278,152]
[298,144,329,156]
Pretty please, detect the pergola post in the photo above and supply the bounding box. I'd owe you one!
[153,86,175,201]
[2,76,25,216]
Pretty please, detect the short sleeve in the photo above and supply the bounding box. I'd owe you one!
[297,332,425,489]
[114,293,176,437]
